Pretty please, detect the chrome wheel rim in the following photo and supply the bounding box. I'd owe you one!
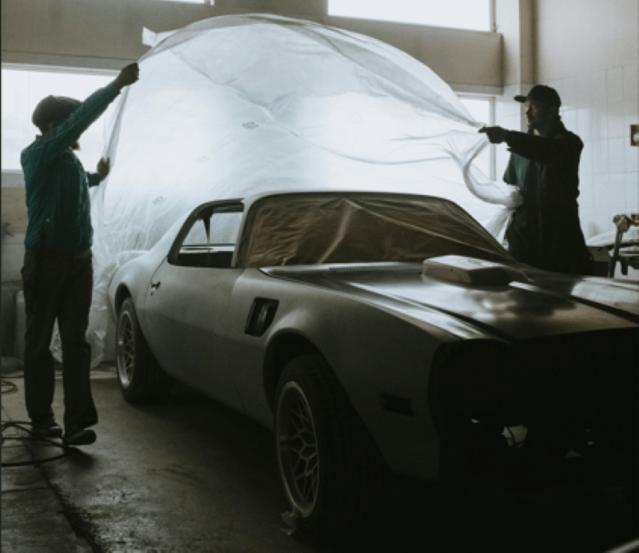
[276,382,320,518]
[116,310,135,389]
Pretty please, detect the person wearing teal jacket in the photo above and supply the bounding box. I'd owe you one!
[21,63,139,446]
[480,85,592,275]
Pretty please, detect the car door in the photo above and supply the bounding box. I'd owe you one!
[142,202,246,411]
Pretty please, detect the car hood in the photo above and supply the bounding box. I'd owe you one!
[262,258,639,342]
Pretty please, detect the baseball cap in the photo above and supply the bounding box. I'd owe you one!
[514,85,561,107]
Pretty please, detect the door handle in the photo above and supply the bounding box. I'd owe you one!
[150,281,161,291]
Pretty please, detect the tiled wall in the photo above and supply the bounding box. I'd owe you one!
[533,0,639,279]
[546,65,639,242]
[495,70,638,244]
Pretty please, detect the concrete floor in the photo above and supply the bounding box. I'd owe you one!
[2,361,637,553]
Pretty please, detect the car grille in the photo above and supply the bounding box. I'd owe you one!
[431,328,638,487]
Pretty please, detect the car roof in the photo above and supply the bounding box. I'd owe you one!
[239,188,460,211]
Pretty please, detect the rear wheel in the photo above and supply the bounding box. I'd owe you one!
[274,354,389,542]
[116,297,173,403]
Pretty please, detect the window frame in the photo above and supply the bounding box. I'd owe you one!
[168,200,244,268]
[1,63,118,173]
[327,0,495,32]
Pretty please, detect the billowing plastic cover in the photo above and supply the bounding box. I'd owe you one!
[59,14,522,365]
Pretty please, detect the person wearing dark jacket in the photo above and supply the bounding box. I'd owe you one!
[21,63,139,446]
[479,85,592,275]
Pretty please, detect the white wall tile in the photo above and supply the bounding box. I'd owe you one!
[625,96,639,118]
[583,214,600,240]
[591,70,608,105]
[626,145,639,173]
[609,137,626,171]
[607,102,627,137]
[580,207,595,238]
[616,21,638,66]
[579,173,595,209]
[561,108,577,132]
[620,0,639,37]
[606,67,624,103]
[592,139,610,174]
[622,64,639,104]
[576,73,592,107]
[580,140,594,175]
[594,173,611,212]
[626,172,639,210]
[577,108,593,140]
[561,75,578,108]
[591,105,609,139]
[546,79,562,91]
[609,172,627,209]
[594,207,613,234]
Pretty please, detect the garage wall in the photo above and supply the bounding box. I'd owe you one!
[493,0,536,178]
[0,0,502,88]
[535,0,639,247]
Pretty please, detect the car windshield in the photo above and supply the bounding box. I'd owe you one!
[237,193,512,268]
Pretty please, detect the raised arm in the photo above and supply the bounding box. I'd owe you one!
[31,63,140,168]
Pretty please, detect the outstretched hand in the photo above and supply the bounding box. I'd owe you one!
[97,157,111,181]
[479,126,509,144]
[114,63,140,89]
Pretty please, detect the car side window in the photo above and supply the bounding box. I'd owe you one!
[182,219,208,246]
[174,209,243,269]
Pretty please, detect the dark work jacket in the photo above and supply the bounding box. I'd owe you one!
[503,121,592,275]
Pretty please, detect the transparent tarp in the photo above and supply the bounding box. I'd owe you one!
[58,14,521,365]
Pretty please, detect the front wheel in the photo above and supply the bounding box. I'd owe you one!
[274,354,389,541]
[116,297,173,403]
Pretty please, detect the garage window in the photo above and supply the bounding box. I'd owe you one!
[1,66,115,172]
[328,0,493,31]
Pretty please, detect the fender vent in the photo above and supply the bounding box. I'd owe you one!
[245,298,278,337]
[380,393,413,416]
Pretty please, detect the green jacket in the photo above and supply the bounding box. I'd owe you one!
[21,83,120,253]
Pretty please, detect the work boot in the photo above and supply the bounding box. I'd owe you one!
[31,420,63,439]
[64,428,96,446]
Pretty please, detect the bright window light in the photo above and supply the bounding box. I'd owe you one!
[1,68,115,171]
[328,0,491,31]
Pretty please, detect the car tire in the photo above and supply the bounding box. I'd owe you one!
[275,354,390,542]
[116,297,173,403]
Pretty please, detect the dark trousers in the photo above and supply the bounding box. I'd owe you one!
[21,248,98,432]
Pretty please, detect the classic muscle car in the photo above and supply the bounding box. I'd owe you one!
[108,190,638,540]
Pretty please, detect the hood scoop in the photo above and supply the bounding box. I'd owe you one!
[422,255,529,285]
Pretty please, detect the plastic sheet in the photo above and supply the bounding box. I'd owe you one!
[72,14,522,365]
